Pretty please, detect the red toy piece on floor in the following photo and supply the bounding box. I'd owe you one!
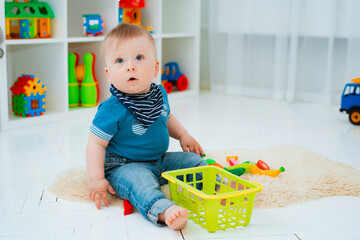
[123,199,133,215]
[257,160,270,170]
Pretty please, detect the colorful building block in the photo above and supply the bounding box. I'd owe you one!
[5,0,54,39]
[83,14,105,36]
[10,74,47,117]
[119,0,153,33]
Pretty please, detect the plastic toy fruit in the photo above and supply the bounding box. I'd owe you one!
[257,160,270,170]
[250,164,285,177]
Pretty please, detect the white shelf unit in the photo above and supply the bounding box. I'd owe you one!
[0,0,201,131]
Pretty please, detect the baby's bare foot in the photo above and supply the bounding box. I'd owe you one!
[164,205,188,230]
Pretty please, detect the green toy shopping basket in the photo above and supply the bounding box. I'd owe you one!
[162,165,263,232]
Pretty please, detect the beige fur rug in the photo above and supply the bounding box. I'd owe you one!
[49,145,360,209]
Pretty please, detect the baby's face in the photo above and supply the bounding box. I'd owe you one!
[104,35,159,94]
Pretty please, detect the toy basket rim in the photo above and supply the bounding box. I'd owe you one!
[162,165,263,200]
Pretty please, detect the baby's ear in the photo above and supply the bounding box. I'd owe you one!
[104,68,111,83]
[154,60,160,77]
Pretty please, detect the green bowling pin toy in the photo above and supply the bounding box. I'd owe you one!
[68,53,80,107]
[80,52,98,107]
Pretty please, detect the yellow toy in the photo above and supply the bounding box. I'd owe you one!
[226,155,238,163]
[118,0,153,33]
[75,64,85,84]
[351,78,360,84]
[250,164,285,177]
[68,52,99,108]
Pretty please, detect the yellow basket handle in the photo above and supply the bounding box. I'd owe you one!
[167,178,176,184]
[187,188,197,195]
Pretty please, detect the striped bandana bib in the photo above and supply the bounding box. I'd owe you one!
[110,83,164,129]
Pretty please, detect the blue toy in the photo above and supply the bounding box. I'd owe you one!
[340,78,360,125]
[83,14,105,36]
[19,19,30,38]
[161,62,188,93]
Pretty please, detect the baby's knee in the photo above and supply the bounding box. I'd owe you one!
[184,152,207,166]
[194,155,208,167]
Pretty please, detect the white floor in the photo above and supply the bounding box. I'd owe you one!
[1,91,360,240]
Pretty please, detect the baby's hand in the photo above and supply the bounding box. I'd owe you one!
[89,178,116,210]
[179,132,204,156]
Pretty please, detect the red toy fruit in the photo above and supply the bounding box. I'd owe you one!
[257,160,270,170]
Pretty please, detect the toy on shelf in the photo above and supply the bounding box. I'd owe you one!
[81,53,99,107]
[340,78,360,125]
[161,62,188,94]
[5,0,54,39]
[68,53,80,107]
[75,64,85,83]
[68,52,99,108]
[83,14,105,36]
[10,74,47,117]
[118,0,153,33]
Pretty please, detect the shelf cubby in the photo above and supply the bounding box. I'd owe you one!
[67,0,117,38]
[162,37,199,93]
[68,41,110,103]
[6,43,68,117]
[162,0,199,35]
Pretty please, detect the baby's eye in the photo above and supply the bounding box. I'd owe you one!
[136,55,144,61]
[116,58,124,64]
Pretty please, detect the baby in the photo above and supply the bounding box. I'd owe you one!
[86,22,207,230]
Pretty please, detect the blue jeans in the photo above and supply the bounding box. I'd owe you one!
[104,151,207,226]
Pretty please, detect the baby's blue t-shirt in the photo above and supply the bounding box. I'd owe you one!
[90,85,170,161]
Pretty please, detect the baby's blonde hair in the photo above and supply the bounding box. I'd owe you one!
[101,22,156,64]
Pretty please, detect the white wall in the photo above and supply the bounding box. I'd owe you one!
[200,0,210,89]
